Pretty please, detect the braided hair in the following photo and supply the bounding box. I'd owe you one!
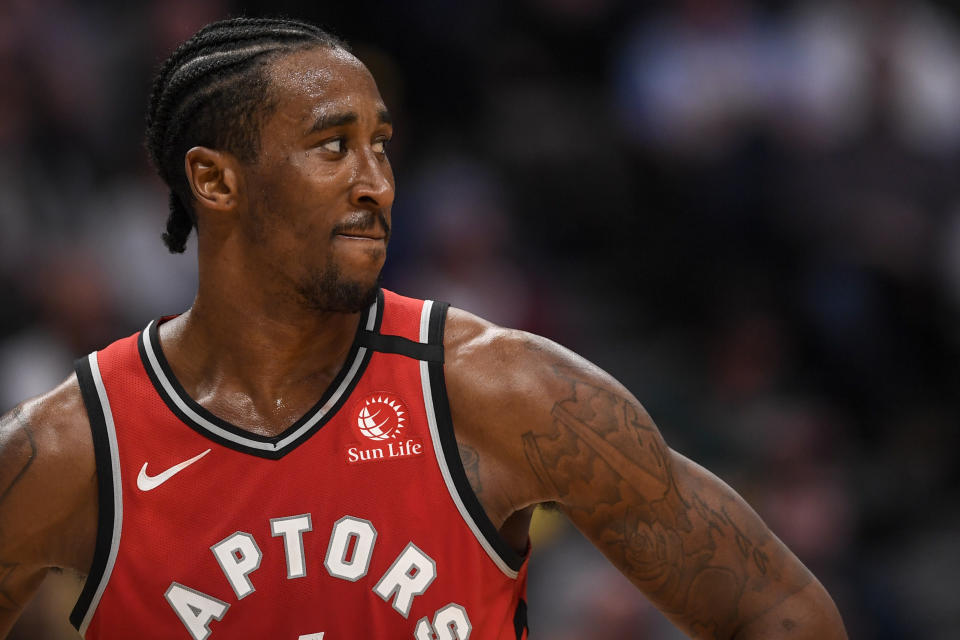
[145,17,347,253]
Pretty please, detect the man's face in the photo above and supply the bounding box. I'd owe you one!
[238,46,394,313]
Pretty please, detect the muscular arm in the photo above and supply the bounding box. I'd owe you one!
[444,309,846,639]
[0,377,98,637]
[0,407,47,633]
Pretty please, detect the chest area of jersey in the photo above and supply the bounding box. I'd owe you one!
[131,380,432,497]
[112,377,477,638]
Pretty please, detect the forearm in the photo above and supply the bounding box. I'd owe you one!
[733,578,847,640]
[559,446,844,639]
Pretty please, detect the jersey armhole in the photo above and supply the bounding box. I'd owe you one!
[419,301,526,578]
[70,353,123,635]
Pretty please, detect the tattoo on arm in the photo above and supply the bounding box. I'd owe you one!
[0,406,40,615]
[0,407,37,507]
[522,362,801,638]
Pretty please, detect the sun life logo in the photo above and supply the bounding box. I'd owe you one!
[356,393,407,441]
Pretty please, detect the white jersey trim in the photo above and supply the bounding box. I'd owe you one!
[418,300,520,580]
[140,297,378,454]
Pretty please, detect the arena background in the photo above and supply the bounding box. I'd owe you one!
[2,1,958,637]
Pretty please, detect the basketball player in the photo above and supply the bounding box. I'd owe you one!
[0,17,847,640]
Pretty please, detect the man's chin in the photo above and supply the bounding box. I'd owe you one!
[325,280,380,314]
[298,271,382,314]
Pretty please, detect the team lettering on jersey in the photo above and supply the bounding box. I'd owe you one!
[164,513,471,640]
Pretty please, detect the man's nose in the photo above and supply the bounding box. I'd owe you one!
[349,147,394,210]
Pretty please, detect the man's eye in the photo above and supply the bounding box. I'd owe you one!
[320,138,344,153]
[372,138,389,154]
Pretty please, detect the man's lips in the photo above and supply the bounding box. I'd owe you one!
[335,230,386,240]
[332,211,390,242]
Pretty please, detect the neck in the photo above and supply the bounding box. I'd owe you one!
[158,273,369,434]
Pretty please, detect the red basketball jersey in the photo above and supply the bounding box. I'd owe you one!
[70,289,529,639]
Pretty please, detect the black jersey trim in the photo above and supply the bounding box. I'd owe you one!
[513,598,528,639]
[356,330,443,362]
[137,290,383,460]
[426,302,526,573]
[70,355,120,632]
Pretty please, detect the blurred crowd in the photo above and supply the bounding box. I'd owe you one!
[2,0,958,638]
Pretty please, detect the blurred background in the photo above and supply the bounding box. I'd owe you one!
[2,0,958,637]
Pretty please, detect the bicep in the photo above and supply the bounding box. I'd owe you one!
[0,405,53,635]
[0,404,43,559]
[0,382,97,613]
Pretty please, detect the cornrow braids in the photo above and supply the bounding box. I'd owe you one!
[145,17,347,253]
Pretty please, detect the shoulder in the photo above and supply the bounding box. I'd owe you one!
[443,305,632,414]
[2,374,92,474]
[444,306,574,381]
[0,374,97,572]
[444,307,553,415]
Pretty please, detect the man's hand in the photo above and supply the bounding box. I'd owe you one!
[444,308,847,639]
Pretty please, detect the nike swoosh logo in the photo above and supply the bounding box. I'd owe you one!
[137,449,212,491]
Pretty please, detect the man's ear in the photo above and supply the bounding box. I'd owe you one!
[184,146,240,212]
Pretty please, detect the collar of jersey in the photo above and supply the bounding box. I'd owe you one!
[137,289,384,459]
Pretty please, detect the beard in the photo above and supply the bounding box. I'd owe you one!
[295,255,382,314]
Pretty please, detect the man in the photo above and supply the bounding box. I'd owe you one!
[0,17,846,639]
